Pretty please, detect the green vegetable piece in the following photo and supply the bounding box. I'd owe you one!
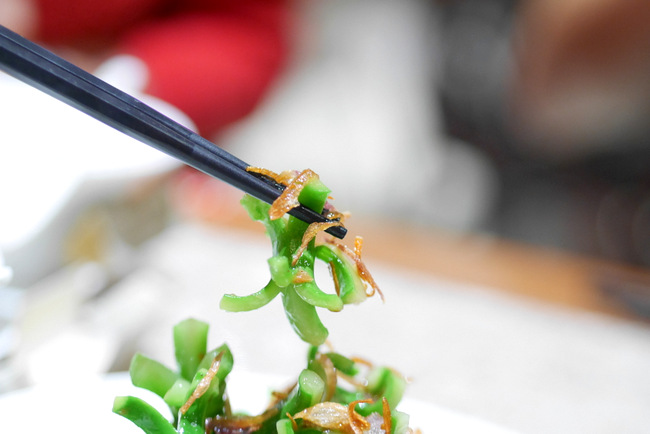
[268,256,292,287]
[178,367,223,431]
[163,378,191,408]
[392,410,411,434]
[359,366,407,415]
[282,288,328,346]
[315,245,367,305]
[325,352,358,376]
[276,418,295,434]
[281,369,325,416]
[240,194,286,243]
[182,345,234,420]
[176,417,205,434]
[220,280,281,312]
[129,353,180,398]
[307,345,319,362]
[294,280,344,312]
[297,177,330,213]
[332,386,365,405]
[174,318,209,381]
[197,344,234,381]
[112,395,177,434]
[223,173,365,345]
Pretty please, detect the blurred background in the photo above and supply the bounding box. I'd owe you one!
[2,0,650,432]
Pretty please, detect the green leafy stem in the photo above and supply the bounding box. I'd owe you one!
[219,179,369,346]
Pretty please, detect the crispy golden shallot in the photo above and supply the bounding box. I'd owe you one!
[317,353,338,401]
[246,166,281,182]
[348,399,373,434]
[329,260,342,296]
[180,351,224,414]
[293,401,376,434]
[350,356,374,367]
[268,382,297,409]
[293,402,351,432]
[287,412,299,431]
[326,237,384,302]
[291,397,394,434]
[292,269,314,284]
[325,208,348,224]
[205,408,279,433]
[381,397,392,434]
[268,169,319,220]
[354,236,364,257]
[246,167,300,186]
[292,221,342,266]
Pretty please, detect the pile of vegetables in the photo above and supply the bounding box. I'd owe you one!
[113,169,414,433]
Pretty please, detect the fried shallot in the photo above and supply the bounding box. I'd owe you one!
[268,169,318,220]
[292,220,342,266]
[180,351,224,414]
[326,236,384,301]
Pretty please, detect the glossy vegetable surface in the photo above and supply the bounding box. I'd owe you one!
[220,176,371,346]
[114,319,409,433]
[113,172,412,433]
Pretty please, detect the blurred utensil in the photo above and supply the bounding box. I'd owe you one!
[0,25,345,239]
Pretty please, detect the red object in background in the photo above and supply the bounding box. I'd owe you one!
[34,0,292,138]
[119,10,289,137]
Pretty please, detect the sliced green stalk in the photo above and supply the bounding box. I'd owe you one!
[332,386,365,405]
[268,256,292,287]
[175,346,233,432]
[163,378,192,408]
[293,280,344,312]
[281,369,325,416]
[223,176,364,346]
[359,367,407,415]
[197,345,233,379]
[176,417,205,434]
[325,352,358,376]
[276,418,295,434]
[113,395,176,434]
[220,280,281,312]
[297,177,330,213]
[282,288,329,346]
[240,194,286,245]
[173,318,209,381]
[129,353,180,398]
[192,346,234,419]
[178,367,223,429]
[315,245,367,305]
[392,410,411,434]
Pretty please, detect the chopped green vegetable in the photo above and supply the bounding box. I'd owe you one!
[113,396,176,434]
[276,418,295,434]
[220,176,372,346]
[114,170,413,433]
[129,353,180,399]
[173,318,209,381]
[281,369,325,416]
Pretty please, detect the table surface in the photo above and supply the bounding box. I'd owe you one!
[8,202,650,434]
[135,215,650,434]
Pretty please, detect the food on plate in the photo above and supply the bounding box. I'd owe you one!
[113,168,415,433]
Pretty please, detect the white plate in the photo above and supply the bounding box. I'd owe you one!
[0,371,513,433]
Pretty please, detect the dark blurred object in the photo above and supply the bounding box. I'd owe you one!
[512,0,650,160]
[436,0,517,163]
[599,271,650,320]
[435,0,650,269]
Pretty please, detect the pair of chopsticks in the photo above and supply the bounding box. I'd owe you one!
[0,25,346,239]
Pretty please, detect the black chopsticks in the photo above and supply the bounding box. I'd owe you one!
[0,25,346,239]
